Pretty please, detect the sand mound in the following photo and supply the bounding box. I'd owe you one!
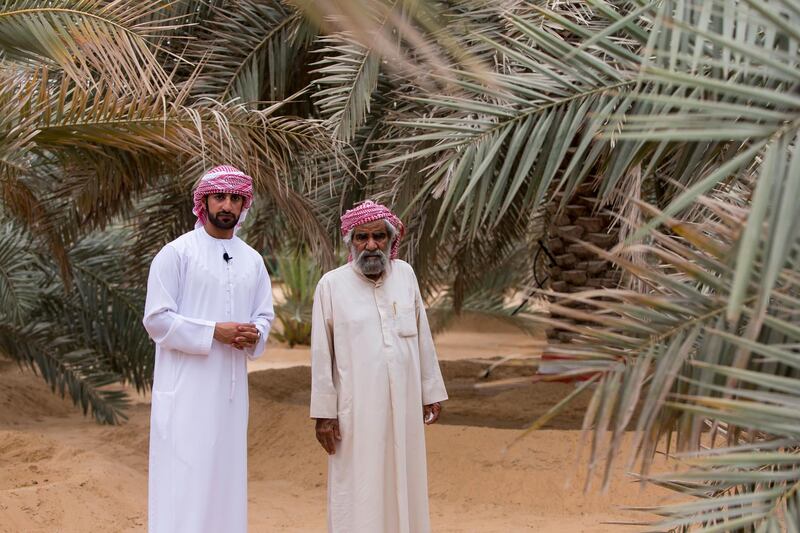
[249,360,591,430]
[1,334,675,532]
[0,360,74,425]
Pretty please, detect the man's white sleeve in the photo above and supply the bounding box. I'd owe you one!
[310,280,338,418]
[244,259,275,360]
[415,276,448,405]
[142,246,215,355]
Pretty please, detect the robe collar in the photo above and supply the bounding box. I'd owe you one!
[198,225,235,242]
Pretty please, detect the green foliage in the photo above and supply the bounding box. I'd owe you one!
[0,221,150,424]
[271,251,322,347]
[0,0,335,423]
[529,190,800,531]
[1,1,799,529]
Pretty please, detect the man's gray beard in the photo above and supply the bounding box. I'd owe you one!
[354,246,388,276]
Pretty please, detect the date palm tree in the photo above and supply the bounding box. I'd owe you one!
[0,0,334,421]
[302,0,800,529]
[1,0,799,529]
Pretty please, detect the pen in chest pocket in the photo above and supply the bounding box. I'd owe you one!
[393,301,397,317]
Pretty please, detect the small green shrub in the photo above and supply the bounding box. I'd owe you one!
[272,252,321,347]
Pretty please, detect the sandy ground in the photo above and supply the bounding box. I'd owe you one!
[0,315,676,532]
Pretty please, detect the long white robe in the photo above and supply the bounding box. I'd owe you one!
[143,227,274,533]
[310,260,448,533]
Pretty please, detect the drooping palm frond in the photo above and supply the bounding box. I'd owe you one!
[0,156,82,284]
[0,0,176,93]
[0,322,131,424]
[370,0,797,263]
[27,81,329,178]
[633,441,800,532]
[291,0,494,85]
[0,219,45,323]
[594,0,800,327]
[373,7,642,238]
[187,1,313,105]
[0,222,144,424]
[1,62,337,263]
[312,31,384,142]
[62,230,153,391]
[523,184,800,530]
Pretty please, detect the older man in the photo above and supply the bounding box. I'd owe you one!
[310,200,448,533]
[143,165,274,533]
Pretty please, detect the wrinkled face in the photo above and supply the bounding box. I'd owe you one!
[206,193,244,230]
[351,220,391,276]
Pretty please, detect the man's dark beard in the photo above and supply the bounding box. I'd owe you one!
[208,210,239,230]
[354,247,388,276]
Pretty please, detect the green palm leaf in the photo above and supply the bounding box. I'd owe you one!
[0,219,45,323]
[188,2,312,104]
[531,190,800,530]
[312,31,383,141]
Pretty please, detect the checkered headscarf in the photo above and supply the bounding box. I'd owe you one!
[340,200,405,260]
[192,165,254,231]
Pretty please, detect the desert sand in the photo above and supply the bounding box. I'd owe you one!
[0,315,675,532]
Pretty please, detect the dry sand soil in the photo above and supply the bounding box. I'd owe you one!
[1,316,675,532]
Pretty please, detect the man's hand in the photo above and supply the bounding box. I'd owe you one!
[315,418,341,455]
[423,402,442,425]
[214,322,259,350]
[232,324,259,350]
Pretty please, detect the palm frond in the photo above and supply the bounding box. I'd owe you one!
[1,65,336,255]
[373,8,641,237]
[0,0,176,93]
[531,187,800,530]
[312,31,383,142]
[0,322,130,424]
[188,2,312,104]
[291,0,494,85]
[0,219,46,323]
[0,223,138,424]
[63,229,153,391]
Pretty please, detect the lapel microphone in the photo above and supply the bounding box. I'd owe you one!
[223,252,232,263]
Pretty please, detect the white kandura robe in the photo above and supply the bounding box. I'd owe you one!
[310,260,448,533]
[143,227,274,533]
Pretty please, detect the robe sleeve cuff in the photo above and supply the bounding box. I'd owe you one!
[245,324,269,361]
[163,316,215,355]
[310,393,338,419]
[422,378,448,405]
[197,320,215,354]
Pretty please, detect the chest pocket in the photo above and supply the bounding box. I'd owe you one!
[395,304,418,337]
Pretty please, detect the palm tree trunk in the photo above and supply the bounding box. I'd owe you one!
[544,183,620,344]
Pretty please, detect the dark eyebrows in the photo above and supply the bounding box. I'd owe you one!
[354,231,387,240]
[211,193,243,201]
